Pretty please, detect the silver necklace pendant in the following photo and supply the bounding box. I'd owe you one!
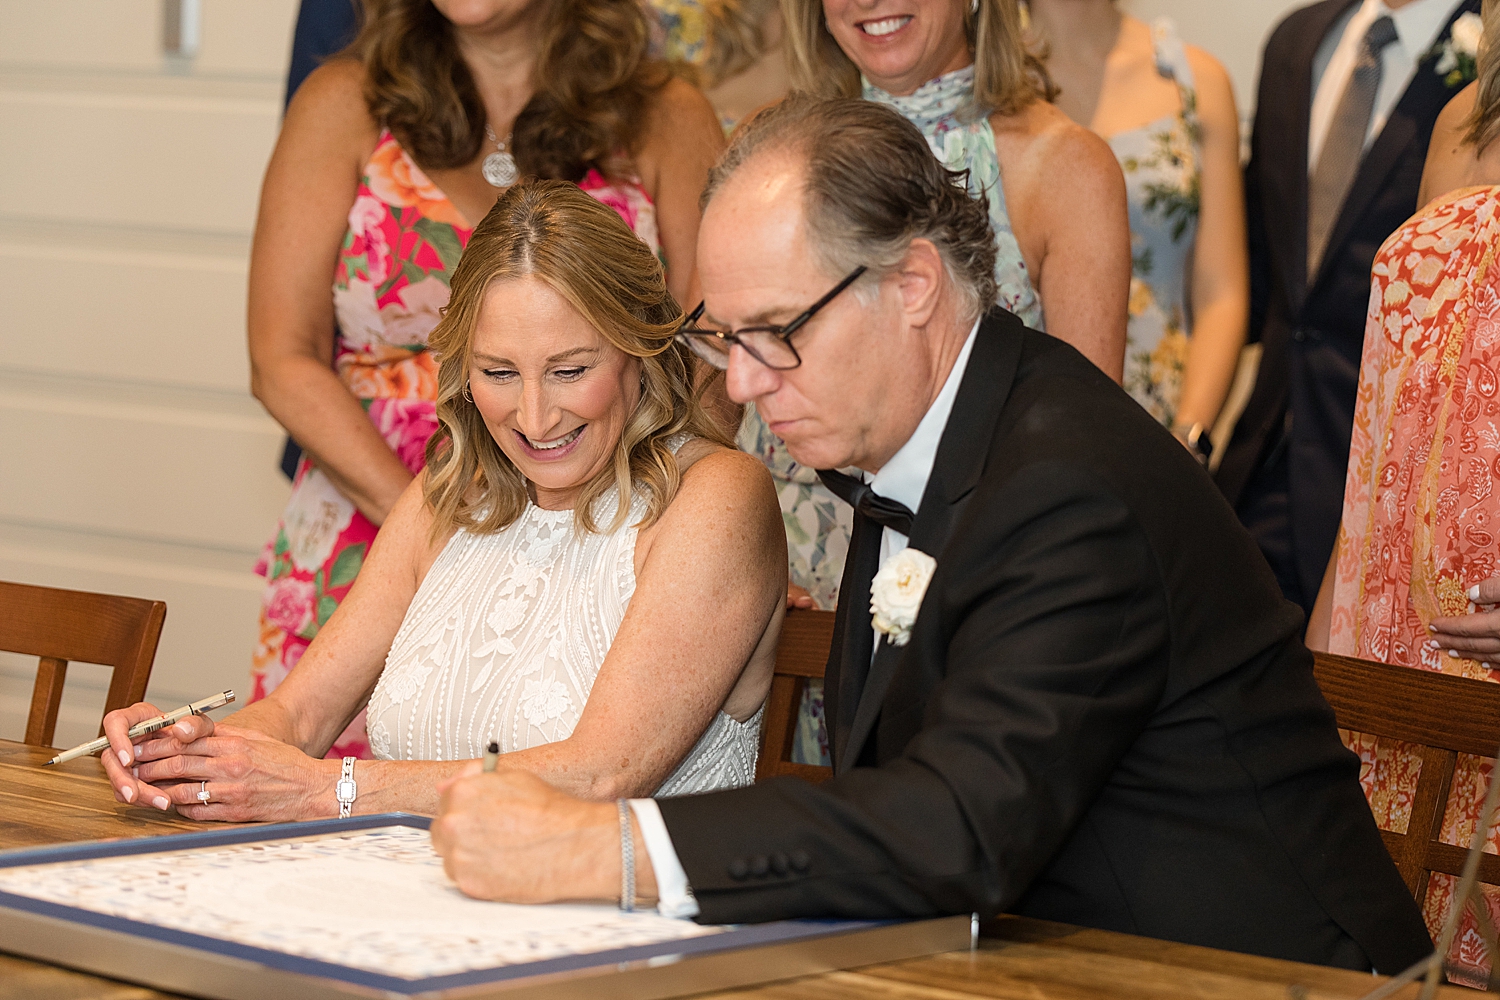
[483,124,517,188]
[482,151,517,187]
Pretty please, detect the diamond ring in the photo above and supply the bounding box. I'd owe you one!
[197,780,211,803]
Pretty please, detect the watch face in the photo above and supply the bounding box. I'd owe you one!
[336,778,356,801]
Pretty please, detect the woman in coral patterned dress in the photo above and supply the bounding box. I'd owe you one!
[248,0,725,757]
[1308,10,1500,975]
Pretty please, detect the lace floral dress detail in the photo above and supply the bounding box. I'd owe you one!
[1110,20,1202,427]
[250,129,661,759]
[740,65,1044,765]
[365,447,762,796]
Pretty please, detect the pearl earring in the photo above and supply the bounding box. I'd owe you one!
[970,0,978,13]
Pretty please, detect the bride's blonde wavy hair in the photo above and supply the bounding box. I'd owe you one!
[424,181,729,538]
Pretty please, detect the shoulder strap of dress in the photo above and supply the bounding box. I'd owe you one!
[1150,18,1196,96]
[1150,18,1199,131]
[362,126,396,173]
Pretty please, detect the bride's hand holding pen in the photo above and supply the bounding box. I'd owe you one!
[99,700,341,821]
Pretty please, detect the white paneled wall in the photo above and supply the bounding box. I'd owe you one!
[0,0,298,747]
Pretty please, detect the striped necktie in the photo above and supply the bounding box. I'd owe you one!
[1308,14,1400,279]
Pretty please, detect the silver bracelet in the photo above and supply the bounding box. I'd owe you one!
[617,799,635,913]
[335,757,357,819]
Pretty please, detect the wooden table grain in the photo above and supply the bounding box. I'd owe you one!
[0,738,1463,1000]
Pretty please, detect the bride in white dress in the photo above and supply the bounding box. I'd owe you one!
[100,181,787,819]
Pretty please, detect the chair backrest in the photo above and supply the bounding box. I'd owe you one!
[757,608,835,784]
[0,580,166,747]
[1312,651,1500,903]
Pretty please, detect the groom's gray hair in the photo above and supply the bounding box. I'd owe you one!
[703,95,998,320]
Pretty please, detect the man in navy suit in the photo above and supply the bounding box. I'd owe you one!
[1217,0,1480,613]
[277,0,360,480]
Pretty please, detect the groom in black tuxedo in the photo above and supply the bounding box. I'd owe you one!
[1217,0,1479,612]
[430,97,1431,972]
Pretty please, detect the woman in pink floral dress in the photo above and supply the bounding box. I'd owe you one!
[248,0,725,757]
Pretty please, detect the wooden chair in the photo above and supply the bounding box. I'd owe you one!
[757,608,835,784]
[0,580,166,747]
[1312,650,1500,904]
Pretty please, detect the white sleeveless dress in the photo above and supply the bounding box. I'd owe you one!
[365,454,763,796]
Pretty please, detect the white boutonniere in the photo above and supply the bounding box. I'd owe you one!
[1434,12,1483,88]
[869,547,937,647]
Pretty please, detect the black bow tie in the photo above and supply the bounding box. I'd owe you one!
[818,469,915,536]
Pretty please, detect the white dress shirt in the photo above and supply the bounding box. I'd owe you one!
[1307,0,1463,171]
[865,322,978,656]
[630,319,981,919]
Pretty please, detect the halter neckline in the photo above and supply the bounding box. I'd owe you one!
[861,65,977,133]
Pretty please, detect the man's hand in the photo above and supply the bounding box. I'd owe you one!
[431,768,658,904]
[1430,577,1500,665]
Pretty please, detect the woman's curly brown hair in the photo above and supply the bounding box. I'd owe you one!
[352,0,669,181]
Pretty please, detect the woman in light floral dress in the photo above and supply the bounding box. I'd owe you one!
[776,0,1131,762]
[248,0,725,758]
[1027,2,1248,453]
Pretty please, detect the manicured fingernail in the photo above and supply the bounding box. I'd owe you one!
[1428,640,1439,649]
[153,797,169,810]
[1451,649,1461,658]
[120,786,134,802]
[1429,624,1438,632]
[117,749,131,766]
[1470,585,1482,601]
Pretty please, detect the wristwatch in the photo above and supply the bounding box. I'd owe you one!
[336,756,357,819]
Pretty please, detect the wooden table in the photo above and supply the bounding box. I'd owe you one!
[0,738,1465,1000]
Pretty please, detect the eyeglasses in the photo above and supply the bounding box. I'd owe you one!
[674,266,867,371]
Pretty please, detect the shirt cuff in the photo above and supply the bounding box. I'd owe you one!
[628,798,699,919]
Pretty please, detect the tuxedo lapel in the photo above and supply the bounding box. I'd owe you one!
[1313,0,1478,291]
[835,313,1025,772]
[1270,0,1358,315]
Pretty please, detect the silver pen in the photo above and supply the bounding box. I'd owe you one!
[44,690,236,766]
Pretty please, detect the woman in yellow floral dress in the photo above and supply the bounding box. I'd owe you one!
[1027,1,1248,450]
[247,0,724,758]
[1308,4,1500,975]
